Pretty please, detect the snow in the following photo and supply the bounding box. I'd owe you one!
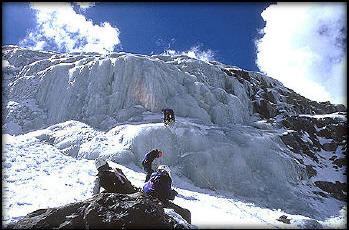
[164,208,195,228]
[2,120,347,228]
[311,146,346,184]
[299,113,347,121]
[2,46,347,228]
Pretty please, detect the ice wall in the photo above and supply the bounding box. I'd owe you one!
[3,47,253,133]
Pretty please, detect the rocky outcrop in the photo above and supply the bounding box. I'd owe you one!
[280,114,347,158]
[314,181,347,202]
[7,192,192,229]
[278,114,347,202]
[220,66,346,120]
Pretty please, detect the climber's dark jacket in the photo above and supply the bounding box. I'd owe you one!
[162,109,175,124]
[142,149,161,182]
[142,170,177,203]
[93,164,137,195]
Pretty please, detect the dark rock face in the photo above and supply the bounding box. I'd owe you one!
[220,67,347,204]
[280,131,319,162]
[221,66,346,120]
[280,115,347,157]
[278,114,347,202]
[253,99,278,119]
[305,165,317,178]
[314,181,347,201]
[7,192,192,229]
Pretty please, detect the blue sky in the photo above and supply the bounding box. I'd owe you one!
[2,2,347,105]
[3,2,270,71]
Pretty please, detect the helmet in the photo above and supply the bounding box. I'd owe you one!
[95,158,107,170]
[157,165,171,177]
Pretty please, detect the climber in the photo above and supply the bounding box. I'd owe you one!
[142,149,163,182]
[161,108,175,126]
[142,165,178,205]
[93,158,138,195]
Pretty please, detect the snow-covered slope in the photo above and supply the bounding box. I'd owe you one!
[2,128,346,228]
[2,45,347,228]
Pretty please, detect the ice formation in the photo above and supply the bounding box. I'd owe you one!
[2,45,346,221]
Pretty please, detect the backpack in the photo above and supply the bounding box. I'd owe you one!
[147,171,172,200]
[98,168,136,194]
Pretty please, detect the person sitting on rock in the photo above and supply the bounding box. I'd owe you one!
[93,158,138,195]
[142,149,162,182]
[161,108,175,126]
[142,165,178,205]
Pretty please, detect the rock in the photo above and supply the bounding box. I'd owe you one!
[253,99,278,119]
[305,165,317,178]
[298,218,323,229]
[231,69,250,81]
[7,192,193,229]
[221,68,233,76]
[166,201,191,224]
[280,132,318,162]
[282,116,316,134]
[333,158,347,168]
[277,215,291,224]
[322,142,337,152]
[314,181,347,201]
[335,104,346,112]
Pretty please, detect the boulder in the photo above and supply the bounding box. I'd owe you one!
[276,215,291,224]
[7,192,192,229]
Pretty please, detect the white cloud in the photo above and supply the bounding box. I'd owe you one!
[164,45,215,63]
[256,3,347,105]
[20,2,120,54]
[75,2,95,9]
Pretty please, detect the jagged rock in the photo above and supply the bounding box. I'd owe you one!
[305,165,317,178]
[231,69,250,81]
[316,118,347,142]
[277,215,291,224]
[282,116,316,134]
[332,158,347,168]
[7,192,192,229]
[253,99,278,119]
[317,127,333,139]
[280,133,318,162]
[322,142,338,152]
[221,68,233,76]
[264,90,277,104]
[314,181,347,201]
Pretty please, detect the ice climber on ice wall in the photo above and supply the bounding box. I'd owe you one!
[162,108,175,126]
